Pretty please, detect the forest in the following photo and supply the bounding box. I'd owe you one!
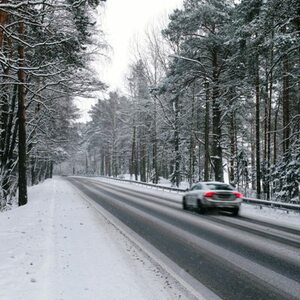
[0,0,300,210]
[0,0,106,209]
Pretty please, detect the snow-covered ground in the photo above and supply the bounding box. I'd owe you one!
[115,173,191,189]
[0,177,191,300]
[0,176,299,300]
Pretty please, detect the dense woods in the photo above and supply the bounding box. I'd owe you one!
[1,0,299,209]
[77,0,299,203]
[0,0,105,209]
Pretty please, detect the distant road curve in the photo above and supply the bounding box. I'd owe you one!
[67,176,300,300]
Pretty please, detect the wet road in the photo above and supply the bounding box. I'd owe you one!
[67,177,300,300]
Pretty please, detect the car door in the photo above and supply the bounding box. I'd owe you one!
[186,184,202,207]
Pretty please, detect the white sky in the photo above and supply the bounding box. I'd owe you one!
[100,0,183,92]
[76,0,183,122]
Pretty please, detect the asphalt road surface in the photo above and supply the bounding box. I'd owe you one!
[67,177,300,300]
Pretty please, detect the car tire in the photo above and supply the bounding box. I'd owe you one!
[197,200,206,214]
[231,207,239,216]
[183,197,188,210]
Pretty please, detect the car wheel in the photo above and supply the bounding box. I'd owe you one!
[197,200,206,214]
[183,197,188,210]
[231,207,239,216]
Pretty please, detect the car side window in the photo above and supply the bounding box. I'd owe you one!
[191,184,202,190]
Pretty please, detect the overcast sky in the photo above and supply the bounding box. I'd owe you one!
[100,0,183,92]
[76,0,183,122]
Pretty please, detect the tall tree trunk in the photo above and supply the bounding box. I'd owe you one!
[211,50,223,182]
[173,95,181,187]
[105,151,111,177]
[0,94,8,157]
[255,59,261,198]
[282,55,290,154]
[85,152,88,174]
[298,73,300,143]
[273,102,280,165]
[263,66,270,199]
[3,85,17,163]
[112,100,118,177]
[49,160,53,178]
[140,140,146,182]
[1,85,17,202]
[131,125,138,181]
[152,98,158,184]
[297,5,300,139]
[31,156,36,185]
[100,150,104,175]
[250,113,256,191]
[298,49,300,140]
[229,113,236,184]
[0,0,8,49]
[188,84,196,187]
[17,19,27,206]
[204,80,210,181]
[0,7,12,205]
[152,139,158,183]
[266,43,273,200]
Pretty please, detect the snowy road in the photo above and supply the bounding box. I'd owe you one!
[67,177,300,300]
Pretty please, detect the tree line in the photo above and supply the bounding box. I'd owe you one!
[78,0,299,203]
[0,0,106,209]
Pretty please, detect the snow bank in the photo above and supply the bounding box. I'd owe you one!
[240,204,300,230]
[0,177,190,300]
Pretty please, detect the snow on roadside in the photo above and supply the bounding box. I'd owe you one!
[83,176,183,202]
[0,177,190,300]
[239,204,300,229]
[90,176,300,230]
[116,174,190,189]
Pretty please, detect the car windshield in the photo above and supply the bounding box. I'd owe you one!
[206,183,233,191]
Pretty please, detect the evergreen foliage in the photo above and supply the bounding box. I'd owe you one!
[80,0,299,202]
[0,0,106,209]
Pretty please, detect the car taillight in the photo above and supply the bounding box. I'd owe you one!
[204,191,216,197]
[233,192,243,198]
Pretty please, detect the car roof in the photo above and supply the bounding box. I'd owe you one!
[193,181,229,185]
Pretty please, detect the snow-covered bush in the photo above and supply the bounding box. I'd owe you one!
[272,144,300,203]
